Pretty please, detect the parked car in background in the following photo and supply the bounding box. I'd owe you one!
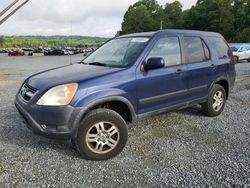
[50,49,65,56]
[8,50,25,56]
[230,44,250,62]
[67,50,74,55]
[32,48,44,54]
[44,49,52,56]
[15,30,236,160]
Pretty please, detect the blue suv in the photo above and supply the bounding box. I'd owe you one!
[15,30,236,160]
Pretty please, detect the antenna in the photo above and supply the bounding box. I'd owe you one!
[0,0,30,25]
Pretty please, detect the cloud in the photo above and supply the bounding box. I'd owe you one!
[0,0,197,37]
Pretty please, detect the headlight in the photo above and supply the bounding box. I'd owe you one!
[37,83,78,106]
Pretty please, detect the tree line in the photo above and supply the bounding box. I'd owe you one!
[121,0,250,42]
[0,36,106,48]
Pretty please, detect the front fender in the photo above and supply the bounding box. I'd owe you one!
[72,88,137,117]
[70,89,137,138]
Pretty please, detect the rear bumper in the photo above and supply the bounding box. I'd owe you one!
[15,94,82,139]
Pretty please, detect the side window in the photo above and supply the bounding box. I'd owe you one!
[208,37,230,59]
[184,37,208,64]
[147,37,182,67]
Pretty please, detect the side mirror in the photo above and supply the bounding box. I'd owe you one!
[143,57,165,71]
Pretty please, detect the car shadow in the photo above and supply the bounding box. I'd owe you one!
[177,105,204,117]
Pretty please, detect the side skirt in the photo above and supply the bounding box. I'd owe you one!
[137,96,207,120]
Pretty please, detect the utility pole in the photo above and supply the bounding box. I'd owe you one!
[0,0,30,25]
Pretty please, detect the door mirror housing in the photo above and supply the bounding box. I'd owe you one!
[143,57,165,71]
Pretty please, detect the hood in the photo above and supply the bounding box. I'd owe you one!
[27,64,122,90]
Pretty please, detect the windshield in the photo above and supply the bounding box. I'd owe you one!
[230,46,240,52]
[82,37,149,68]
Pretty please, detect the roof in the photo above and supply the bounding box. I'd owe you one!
[118,29,222,38]
[118,31,156,38]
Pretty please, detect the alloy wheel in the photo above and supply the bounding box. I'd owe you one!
[213,91,224,112]
[85,121,120,154]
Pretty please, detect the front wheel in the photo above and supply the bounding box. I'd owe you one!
[74,109,128,160]
[202,84,226,117]
[234,56,239,63]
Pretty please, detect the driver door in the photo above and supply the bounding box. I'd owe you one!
[136,35,189,115]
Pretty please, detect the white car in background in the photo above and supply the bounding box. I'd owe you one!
[230,44,250,62]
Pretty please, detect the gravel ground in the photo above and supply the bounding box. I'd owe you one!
[0,55,249,187]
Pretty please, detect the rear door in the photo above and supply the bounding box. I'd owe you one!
[183,36,215,102]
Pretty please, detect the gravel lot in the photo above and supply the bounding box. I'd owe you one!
[0,55,249,187]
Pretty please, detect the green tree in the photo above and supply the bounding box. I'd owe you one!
[183,0,235,40]
[231,0,247,32]
[164,1,184,28]
[122,4,154,34]
[121,0,166,34]
[0,37,3,47]
[236,27,250,42]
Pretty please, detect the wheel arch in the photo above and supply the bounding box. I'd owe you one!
[72,96,137,138]
[210,78,229,100]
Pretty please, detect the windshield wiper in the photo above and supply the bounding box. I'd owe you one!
[88,62,108,67]
[79,61,87,64]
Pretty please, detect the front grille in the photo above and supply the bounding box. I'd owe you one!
[20,84,37,102]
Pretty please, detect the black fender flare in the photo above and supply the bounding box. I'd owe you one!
[71,96,137,138]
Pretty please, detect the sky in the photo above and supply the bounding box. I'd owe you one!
[0,0,197,37]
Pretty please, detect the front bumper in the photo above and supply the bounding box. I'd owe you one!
[15,93,82,139]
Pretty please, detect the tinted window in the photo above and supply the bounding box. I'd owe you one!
[230,46,240,52]
[147,37,181,67]
[184,37,208,63]
[209,37,230,59]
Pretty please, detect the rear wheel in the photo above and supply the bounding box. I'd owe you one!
[74,109,128,160]
[202,84,226,117]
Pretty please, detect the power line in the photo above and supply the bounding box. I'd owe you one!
[0,0,30,25]
[0,0,19,17]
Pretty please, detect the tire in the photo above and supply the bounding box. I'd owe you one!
[248,57,250,63]
[202,84,226,117]
[234,56,239,63]
[74,109,128,160]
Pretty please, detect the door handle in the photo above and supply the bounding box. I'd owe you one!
[176,69,185,74]
[211,64,216,69]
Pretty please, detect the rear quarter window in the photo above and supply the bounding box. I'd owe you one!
[183,36,210,64]
[208,37,230,59]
